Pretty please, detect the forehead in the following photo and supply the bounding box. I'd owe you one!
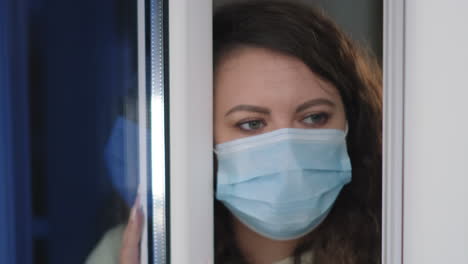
[214,47,341,107]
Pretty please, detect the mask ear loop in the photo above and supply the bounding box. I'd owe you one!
[344,122,349,137]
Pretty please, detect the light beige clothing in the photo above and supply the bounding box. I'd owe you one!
[85,225,313,264]
[85,225,125,264]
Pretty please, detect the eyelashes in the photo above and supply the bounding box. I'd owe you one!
[301,112,329,126]
[235,112,330,132]
[236,119,266,132]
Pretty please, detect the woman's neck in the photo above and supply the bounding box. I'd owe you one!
[233,217,301,264]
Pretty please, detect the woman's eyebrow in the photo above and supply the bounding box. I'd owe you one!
[295,98,336,113]
[225,105,271,117]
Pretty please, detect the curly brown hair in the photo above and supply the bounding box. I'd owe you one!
[213,1,382,263]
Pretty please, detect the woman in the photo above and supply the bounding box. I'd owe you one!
[91,1,382,263]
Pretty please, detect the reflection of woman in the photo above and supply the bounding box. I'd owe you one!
[88,1,382,263]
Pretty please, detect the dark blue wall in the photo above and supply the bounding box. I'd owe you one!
[1,0,33,263]
[1,0,136,262]
[0,0,18,262]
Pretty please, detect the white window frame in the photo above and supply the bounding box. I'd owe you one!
[403,1,468,263]
[138,0,213,263]
[382,0,405,263]
[167,0,214,263]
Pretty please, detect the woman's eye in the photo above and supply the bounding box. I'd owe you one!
[238,120,265,131]
[302,113,329,126]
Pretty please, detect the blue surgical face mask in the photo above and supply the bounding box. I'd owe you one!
[215,127,352,241]
[104,117,139,205]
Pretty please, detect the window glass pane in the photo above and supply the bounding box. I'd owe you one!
[28,0,141,263]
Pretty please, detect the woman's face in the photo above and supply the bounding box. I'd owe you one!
[214,47,347,144]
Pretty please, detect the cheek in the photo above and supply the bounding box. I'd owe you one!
[213,104,231,145]
[213,125,223,145]
[213,90,224,144]
[214,121,238,145]
[213,103,225,145]
[334,105,347,130]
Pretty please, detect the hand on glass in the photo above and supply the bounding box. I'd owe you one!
[119,196,144,264]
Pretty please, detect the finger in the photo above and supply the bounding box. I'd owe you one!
[120,197,144,264]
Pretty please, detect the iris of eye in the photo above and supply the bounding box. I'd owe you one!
[239,120,264,130]
[304,114,326,124]
[248,120,262,129]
